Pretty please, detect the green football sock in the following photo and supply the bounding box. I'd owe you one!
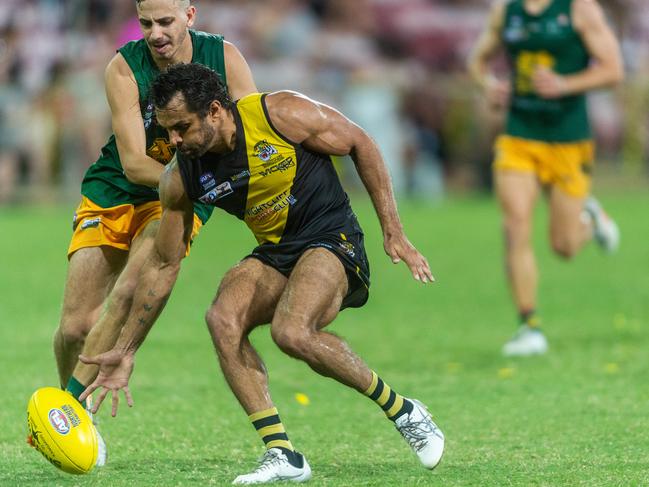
[65,376,86,404]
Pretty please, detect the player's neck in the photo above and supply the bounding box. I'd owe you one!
[524,0,553,16]
[208,111,237,154]
[156,34,193,70]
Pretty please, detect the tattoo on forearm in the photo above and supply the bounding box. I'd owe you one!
[138,318,147,326]
[147,289,156,297]
[143,304,153,311]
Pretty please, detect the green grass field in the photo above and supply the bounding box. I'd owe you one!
[1,190,648,486]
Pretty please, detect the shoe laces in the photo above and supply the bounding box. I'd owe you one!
[253,449,287,474]
[397,415,437,452]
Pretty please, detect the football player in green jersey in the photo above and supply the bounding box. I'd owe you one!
[49,0,257,465]
[78,63,444,484]
[468,0,623,356]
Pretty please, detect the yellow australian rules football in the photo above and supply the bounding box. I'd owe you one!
[27,387,98,474]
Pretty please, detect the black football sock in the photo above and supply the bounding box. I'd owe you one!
[363,371,413,421]
[519,310,541,328]
[249,407,302,468]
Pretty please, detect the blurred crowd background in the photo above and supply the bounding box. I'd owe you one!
[1,0,648,204]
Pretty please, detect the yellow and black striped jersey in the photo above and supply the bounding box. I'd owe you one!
[177,93,356,245]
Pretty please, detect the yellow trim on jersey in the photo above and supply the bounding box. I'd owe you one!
[237,93,298,244]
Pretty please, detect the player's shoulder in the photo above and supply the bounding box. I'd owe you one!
[571,0,606,29]
[488,0,511,29]
[105,51,135,84]
[265,90,314,112]
[571,0,604,16]
[189,29,224,45]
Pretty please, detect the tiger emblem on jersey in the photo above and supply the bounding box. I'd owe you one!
[254,140,278,162]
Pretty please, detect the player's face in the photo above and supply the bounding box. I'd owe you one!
[157,96,217,160]
[137,0,195,62]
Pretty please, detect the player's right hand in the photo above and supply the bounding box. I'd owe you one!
[79,350,135,417]
[384,232,435,284]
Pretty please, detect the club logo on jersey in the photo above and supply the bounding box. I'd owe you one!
[143,101,155,129]
[199,181,233,204]
[557,14,569,27]
[254,140,278,162]
[199,172,217,190]
[147,138,175,164]
[48,409,70,435]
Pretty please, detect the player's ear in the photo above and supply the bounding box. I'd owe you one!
[185,6,196,28]
[209,100,224,120]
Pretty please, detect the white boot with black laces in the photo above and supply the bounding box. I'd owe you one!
[395,399,444,469]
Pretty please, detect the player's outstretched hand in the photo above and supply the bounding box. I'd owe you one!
[384,232,435,283]
[78,350,135,417]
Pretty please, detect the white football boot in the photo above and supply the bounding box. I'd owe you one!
[232,448,311,484]
[502,326,548,357]
[395,399,444,469]
[584,197,619,253]
[85,397,107,467]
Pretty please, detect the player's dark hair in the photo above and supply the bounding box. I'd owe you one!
[151,63,232,117]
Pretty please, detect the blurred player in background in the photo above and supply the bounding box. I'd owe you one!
[48,0,257,464]
[468,0,623,356]
[78,63,445,484]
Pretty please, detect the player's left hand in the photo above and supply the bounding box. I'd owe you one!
[78,350,135,417]
[532,67,566,99]
[384,232,435,283]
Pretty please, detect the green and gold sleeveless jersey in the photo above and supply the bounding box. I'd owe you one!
[177,93,357,245]
[502,0,591,142]
[81,30,226,223]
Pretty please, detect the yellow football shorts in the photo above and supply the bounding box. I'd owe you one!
[68,196,202,258]
[493,135,594,198]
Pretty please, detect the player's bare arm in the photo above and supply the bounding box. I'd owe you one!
[114,160,192,354]
[266,91,434,283]
[79,160,193,415]
[105,53,167,187]
[533,0,624,98]
[223,40,257,100]
[467,0,510,108]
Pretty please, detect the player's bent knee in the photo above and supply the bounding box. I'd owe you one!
[56,321,90,347]
[205,308,245,352]
[550,238,578,260]
[270,325,311,360]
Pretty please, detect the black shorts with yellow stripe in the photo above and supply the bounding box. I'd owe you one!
[247,228,370,310]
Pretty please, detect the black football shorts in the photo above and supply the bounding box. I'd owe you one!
[246,224,370,310]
